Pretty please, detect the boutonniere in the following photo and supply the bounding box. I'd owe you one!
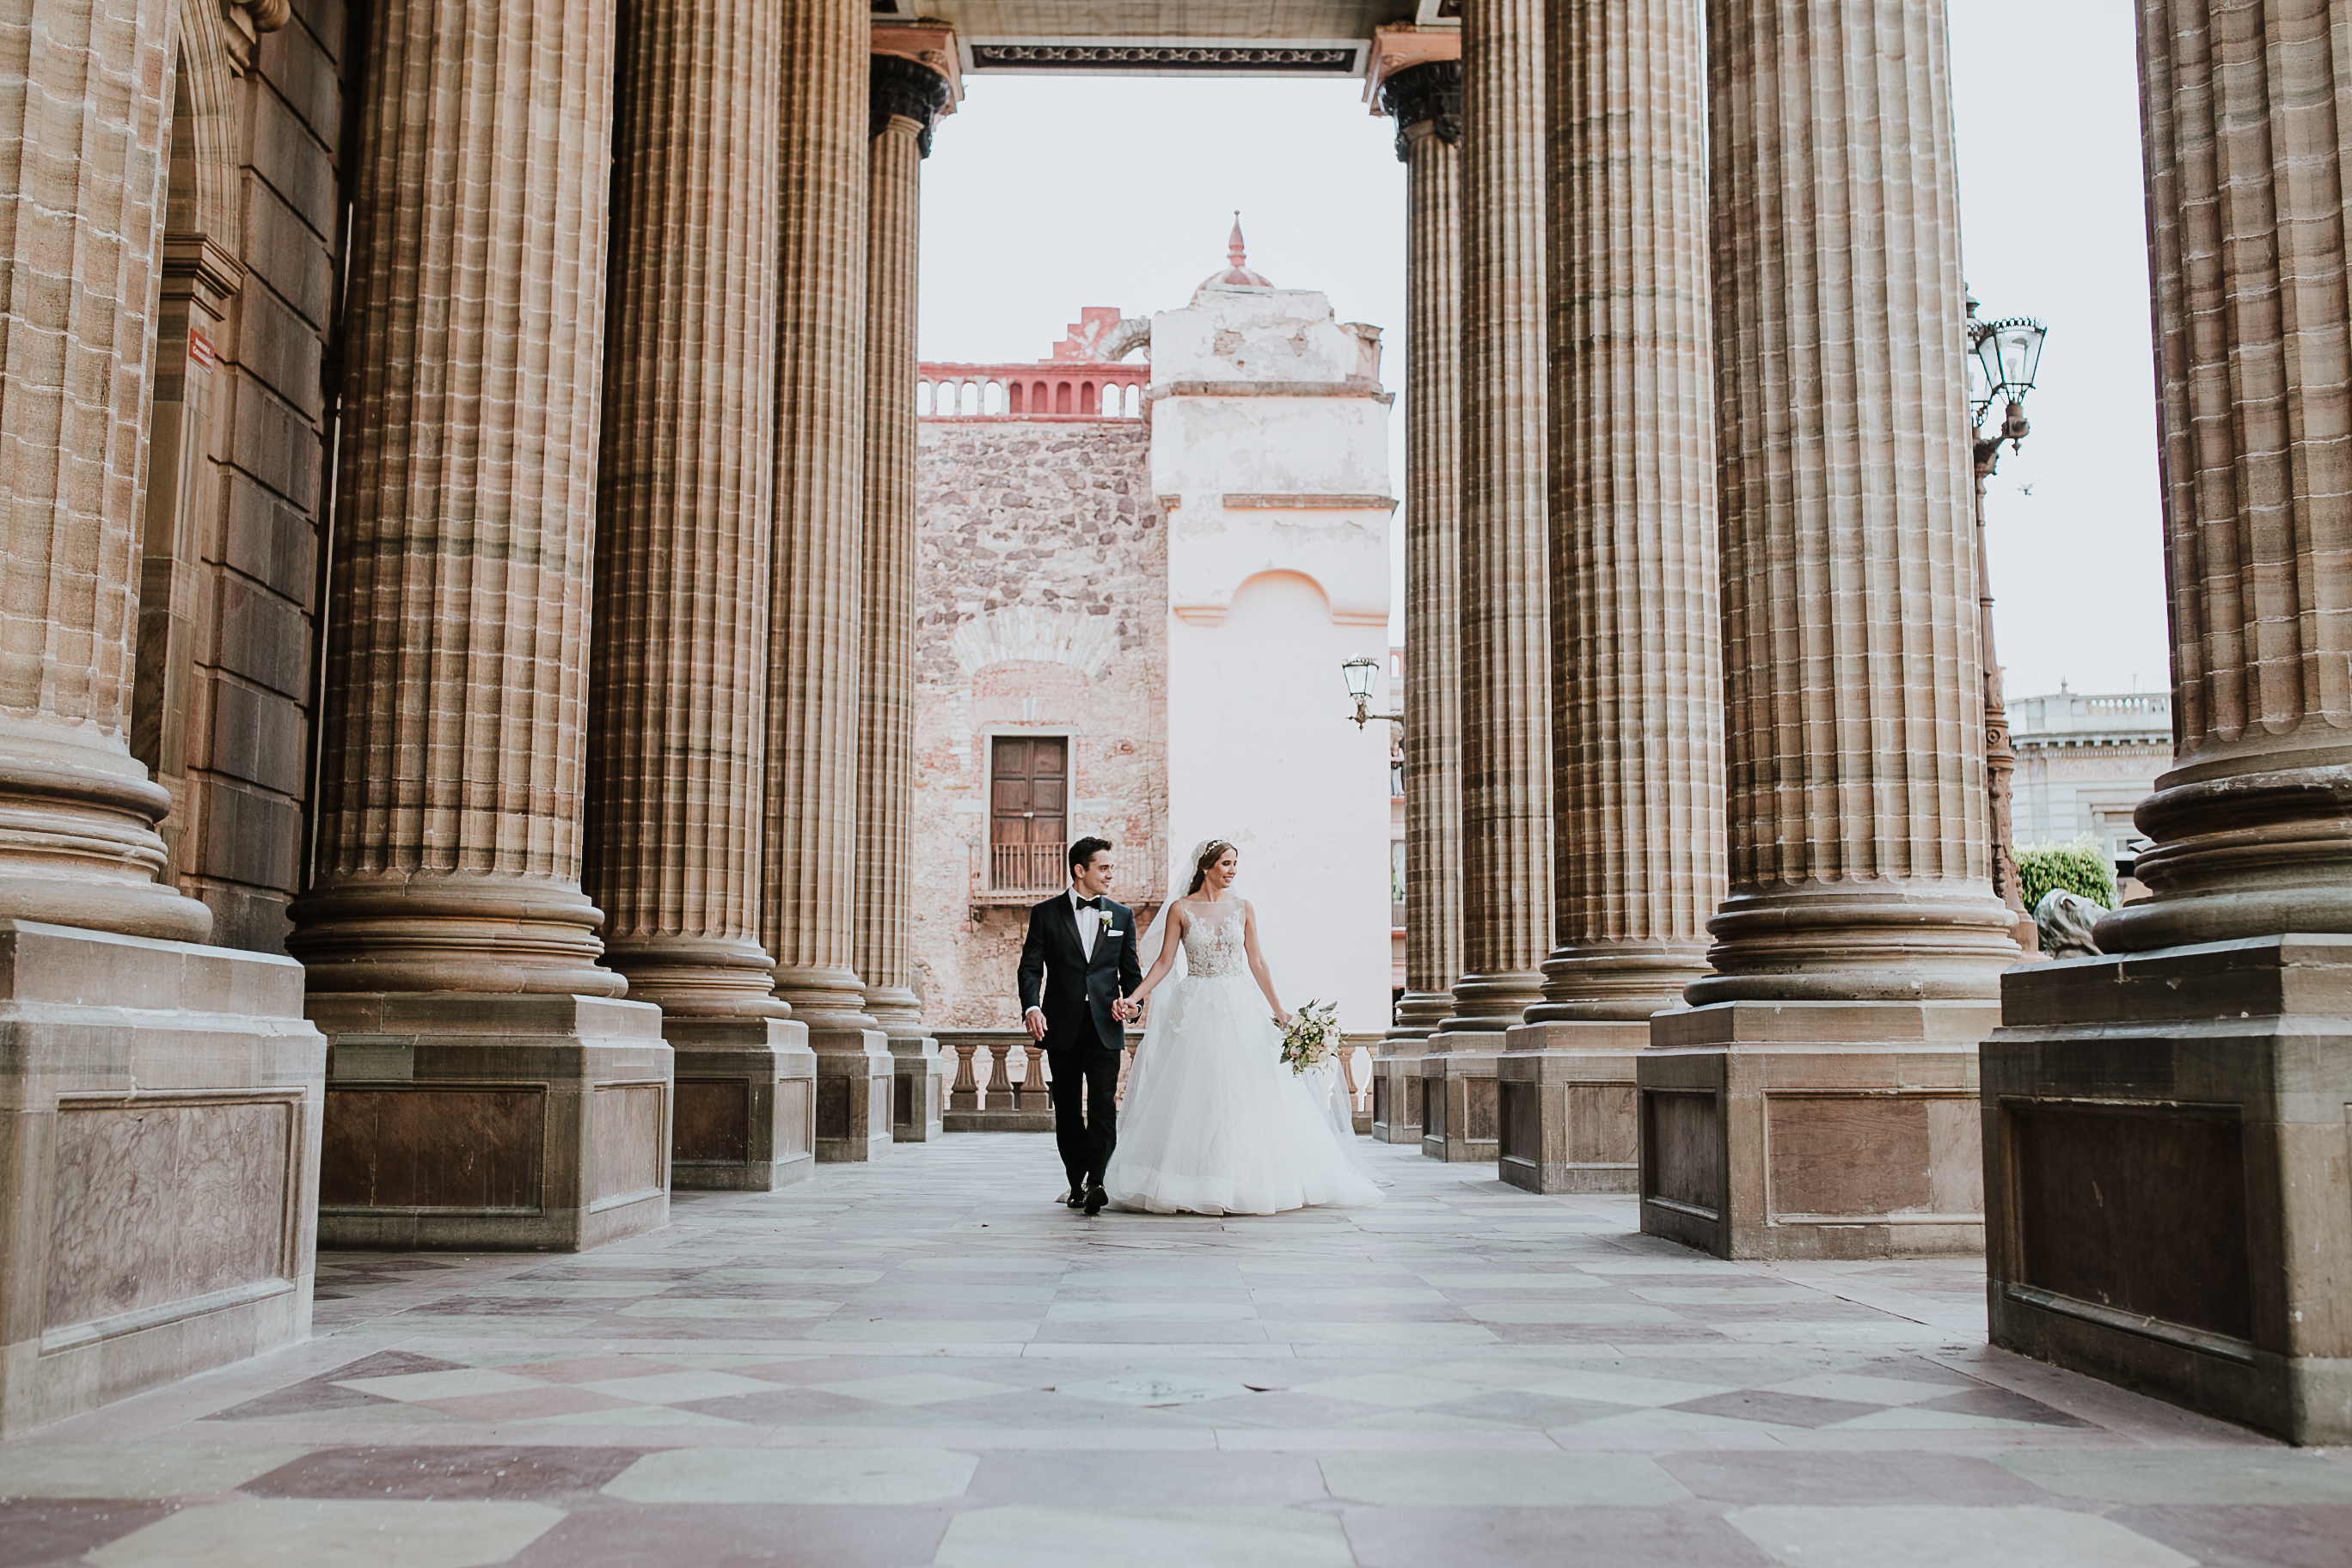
[1095,910,1118,936]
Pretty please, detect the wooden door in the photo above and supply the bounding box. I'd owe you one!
[989,738,1067,889]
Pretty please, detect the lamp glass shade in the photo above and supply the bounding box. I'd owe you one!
[1972,315,2046,403]
[1994,319,2046,394]
[1341,656,1378,701]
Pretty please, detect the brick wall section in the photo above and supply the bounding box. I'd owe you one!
[910,420,1164,1030]
[184,0,345,951]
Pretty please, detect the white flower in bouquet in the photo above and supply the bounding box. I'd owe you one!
[1279,999,1342,1075]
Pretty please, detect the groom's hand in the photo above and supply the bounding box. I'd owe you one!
[1023,1008,1047,1042]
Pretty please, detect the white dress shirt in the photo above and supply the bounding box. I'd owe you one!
[1069,887,1107,960]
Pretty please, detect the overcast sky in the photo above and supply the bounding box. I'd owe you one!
[917,0,2168,701]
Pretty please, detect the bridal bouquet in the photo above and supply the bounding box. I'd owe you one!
[1279,999,1342,1075]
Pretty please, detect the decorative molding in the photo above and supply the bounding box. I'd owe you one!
[1148,378,1394,407]
[949,607,1118,681]
[220,0,290,70]
[1222,493,1398,512]
[1377,60,1461,162]
[965,40,1364,77]
[870,52,952,156]
[159,233,246,315]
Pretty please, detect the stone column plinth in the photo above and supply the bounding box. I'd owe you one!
[288,0,671,1246]
[1423,0,1553,1163]
[1498,0,1724,1195]
[861,53,951,1143]
[765,0,890,1161]
[1640,0,2012,1256]
[582,0,815,1190]
[1982,0,2352,1444]
[0,0,327,1433]
[1372,56,1463,1148]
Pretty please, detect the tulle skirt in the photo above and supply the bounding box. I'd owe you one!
[1104,972,1383,1216]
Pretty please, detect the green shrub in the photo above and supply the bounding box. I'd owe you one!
[2016,834,2119,912]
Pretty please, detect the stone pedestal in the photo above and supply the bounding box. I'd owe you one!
[809,1027,894,1163]
[888,1033,945,1142]
[1639,1001,1990,1260]
[313,995,670,1252]
[1419,1033,1500,1162]
[1371,1030,1430,1145]
[0,922,325,1437]
[1985,939,2352,1445]
[667,1020,815,1191]
[1497,1020,1642,1194]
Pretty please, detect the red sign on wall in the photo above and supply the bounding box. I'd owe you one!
[187,328,215,371]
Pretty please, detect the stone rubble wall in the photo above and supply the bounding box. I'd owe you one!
[911,419,1166,1030]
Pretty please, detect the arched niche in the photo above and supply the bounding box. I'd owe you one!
[131,0,254,857]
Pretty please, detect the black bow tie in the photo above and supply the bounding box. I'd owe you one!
[1075,897,1103,910]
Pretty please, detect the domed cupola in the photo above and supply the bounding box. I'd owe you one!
[1195,214,1273,296]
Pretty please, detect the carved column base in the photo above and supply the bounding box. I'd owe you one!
[1985,935,2352,1446]
[312,993,670,1251]
[1689,884,2017,1007]
[887,1032,944,1142]
[0,720,212,944]
[604,937,793,1021]
[1638,1000,1994,1260]
[0,921,324,1437]
[290,879,623,998]
[1419,1027,1504,1161]
[665,1017,815,1191]
[1495,1019,1645,1194]
[807,1024,893,1163]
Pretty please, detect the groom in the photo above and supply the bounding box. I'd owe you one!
[1017,836,1142,1216]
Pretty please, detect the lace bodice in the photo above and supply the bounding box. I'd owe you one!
[1180,901,1248,978]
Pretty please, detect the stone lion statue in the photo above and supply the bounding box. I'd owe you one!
[2033,888,2107,959]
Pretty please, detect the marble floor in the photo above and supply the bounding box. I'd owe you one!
[4,1136,2348,1567]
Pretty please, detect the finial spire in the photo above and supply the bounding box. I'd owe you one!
[1228,211,1246,269]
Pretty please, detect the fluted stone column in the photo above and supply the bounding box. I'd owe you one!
[1639,0,2011,1258]
[289,0,671,1250]
[1371,58,1464,1149]
[0,0,213,946]
[0,0,324,1434]
[1983,0,2352,1444]
[1423,0,1551,1163]
[1498,0,1724,1195]
[860,52,949,1142]
[584,0,815,1191]
[766,0,891,1161]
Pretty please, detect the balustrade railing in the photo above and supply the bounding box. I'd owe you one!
[917,364,1147,420]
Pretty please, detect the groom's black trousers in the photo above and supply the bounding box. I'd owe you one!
[1048,1047,1119,1191]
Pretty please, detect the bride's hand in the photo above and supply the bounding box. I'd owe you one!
[1275,1007,1292,1027]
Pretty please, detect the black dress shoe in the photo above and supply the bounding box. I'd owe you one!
[1083,1184,1108,1216]
[1064,1185,1086,1208]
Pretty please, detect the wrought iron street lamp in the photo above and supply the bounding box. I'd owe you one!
[1966,297,2048,952]
[1340,655,1404,730]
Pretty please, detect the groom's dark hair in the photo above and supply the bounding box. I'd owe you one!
[1068,836,1113,874]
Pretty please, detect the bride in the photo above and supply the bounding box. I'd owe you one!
[1101,838,1381,1216]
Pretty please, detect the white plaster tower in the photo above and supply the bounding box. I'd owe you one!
[1151,223,1397,1032]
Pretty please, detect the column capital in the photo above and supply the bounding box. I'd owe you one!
[871,34,955,156]
[1376,59,1462,162]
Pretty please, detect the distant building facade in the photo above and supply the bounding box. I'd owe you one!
[2009,688,2174,865]
[910,238,1397,1034]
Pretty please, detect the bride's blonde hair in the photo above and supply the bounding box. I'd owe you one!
[1184,839,1236,897]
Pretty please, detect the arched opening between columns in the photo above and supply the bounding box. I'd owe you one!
[131,11,244,881]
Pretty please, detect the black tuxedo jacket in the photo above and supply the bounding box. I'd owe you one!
[1017,891,1143,1053]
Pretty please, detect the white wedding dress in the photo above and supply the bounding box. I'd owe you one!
[1103,899,1382,1216]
